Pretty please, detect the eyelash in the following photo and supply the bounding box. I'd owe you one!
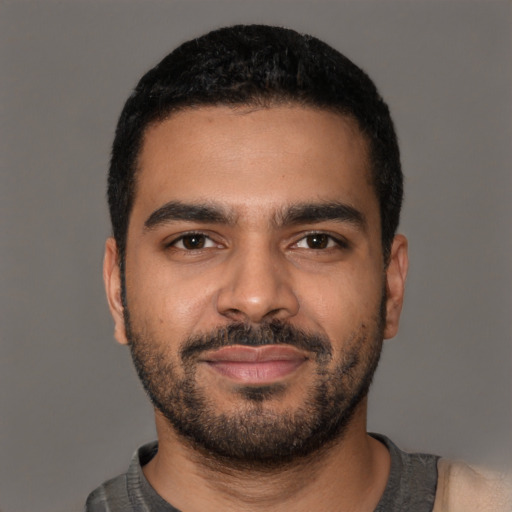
[293,232,349,251]
[166,232,218,251]
[165,231,349,252]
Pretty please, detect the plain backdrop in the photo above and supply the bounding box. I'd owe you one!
[0,1,510,511]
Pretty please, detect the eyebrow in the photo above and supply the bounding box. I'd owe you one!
[143,199,366,232]
[144,201,235,230]
[277,202,366,230]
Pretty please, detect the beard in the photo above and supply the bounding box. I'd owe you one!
[125,304,385,469]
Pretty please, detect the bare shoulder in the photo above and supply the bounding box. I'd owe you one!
[433,458,512,512]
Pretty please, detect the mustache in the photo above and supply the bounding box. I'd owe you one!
[180,322,332,362]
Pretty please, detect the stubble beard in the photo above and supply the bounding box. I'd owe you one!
[124,298,385,470]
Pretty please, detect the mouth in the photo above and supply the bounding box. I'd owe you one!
[201,345,309,384]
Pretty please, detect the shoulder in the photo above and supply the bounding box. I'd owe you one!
[372,434,439,512]
[433,459,512,512]
[84,473,130,512]
[371,433,440,483]
[84,442,159,512]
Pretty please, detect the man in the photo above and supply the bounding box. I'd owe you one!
[86,25,510,511]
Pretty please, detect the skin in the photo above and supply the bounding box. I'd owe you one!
[104,105,408,511]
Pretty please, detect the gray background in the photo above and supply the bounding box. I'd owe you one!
[1,1,510,511]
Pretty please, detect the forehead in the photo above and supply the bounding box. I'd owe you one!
[132,105,378,228]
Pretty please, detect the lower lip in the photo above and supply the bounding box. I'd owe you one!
[206,359,305,384]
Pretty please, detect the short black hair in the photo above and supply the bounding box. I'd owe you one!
[108,24,403,263]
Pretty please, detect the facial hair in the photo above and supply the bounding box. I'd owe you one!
[125,306,385,469]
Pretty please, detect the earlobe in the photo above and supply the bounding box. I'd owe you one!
[383,234,409,340]
[103,237,129,345]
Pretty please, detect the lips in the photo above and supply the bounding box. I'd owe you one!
[202,345,308,384]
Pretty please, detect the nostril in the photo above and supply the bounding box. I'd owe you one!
[221,307,249,323]
[263,308,285,320]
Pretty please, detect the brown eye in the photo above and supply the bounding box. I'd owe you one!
[305,234,330,249]
[295,233,346,250]
[182,234,205,249]
[173,234,213,250]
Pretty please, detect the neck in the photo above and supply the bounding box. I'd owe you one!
[143,401,390,512]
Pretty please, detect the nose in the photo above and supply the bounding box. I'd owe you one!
[216,245,300,324]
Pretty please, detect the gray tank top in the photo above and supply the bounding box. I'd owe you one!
[85,433,439,511]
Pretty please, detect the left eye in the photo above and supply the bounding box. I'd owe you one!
[295,234,340,250]
[171,234,217,250]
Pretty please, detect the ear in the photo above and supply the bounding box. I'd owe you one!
[103,237,129,345]
[383,234,409,340]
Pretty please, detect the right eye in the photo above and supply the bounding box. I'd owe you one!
[169,233,217,250]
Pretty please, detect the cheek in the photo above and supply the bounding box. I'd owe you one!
[125,258,222,338]
[296,263,384,334]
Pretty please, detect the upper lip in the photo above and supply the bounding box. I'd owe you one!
[202,345,309,363]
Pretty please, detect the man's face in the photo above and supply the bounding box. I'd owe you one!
[104,105,407,465]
